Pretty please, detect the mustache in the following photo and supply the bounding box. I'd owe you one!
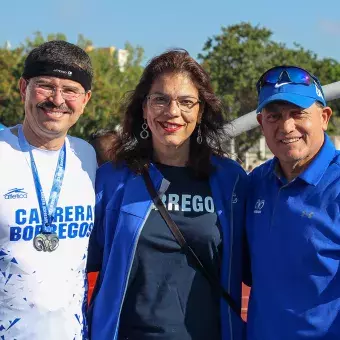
[37,101,73,114]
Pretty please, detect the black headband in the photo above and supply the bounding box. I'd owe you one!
[22,61,92,91]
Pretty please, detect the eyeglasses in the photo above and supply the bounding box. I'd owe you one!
[147,93,201,113]
[256,66,323,95]
[27,80,86,101]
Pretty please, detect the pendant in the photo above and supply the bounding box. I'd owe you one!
[33,233,59,252]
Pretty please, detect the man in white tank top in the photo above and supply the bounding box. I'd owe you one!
[0,41,97,340]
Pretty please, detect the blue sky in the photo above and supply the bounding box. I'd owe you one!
[1,0,340,63]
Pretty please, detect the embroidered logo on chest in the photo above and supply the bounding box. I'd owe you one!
[232,193,238,204]
[254,199,265,214]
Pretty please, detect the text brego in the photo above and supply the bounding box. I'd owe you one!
[158,194,215,213]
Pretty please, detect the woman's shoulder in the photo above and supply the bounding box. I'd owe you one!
[97,160,129,175]
[211,155,247,178]
[96,161,131,191]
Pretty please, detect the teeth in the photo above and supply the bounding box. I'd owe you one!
[281,138,301,144]
[162,122,179,128]
[46,111,64,118]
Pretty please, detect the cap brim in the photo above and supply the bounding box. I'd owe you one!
[256,93,316,113]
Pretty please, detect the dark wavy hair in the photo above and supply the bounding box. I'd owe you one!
[112,49,229,178]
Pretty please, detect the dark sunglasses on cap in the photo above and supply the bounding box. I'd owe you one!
[256,66,323,94]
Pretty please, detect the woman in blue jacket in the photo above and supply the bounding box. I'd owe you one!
[87,49,248,340]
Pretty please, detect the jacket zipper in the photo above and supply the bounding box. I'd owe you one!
[228,174,239,340]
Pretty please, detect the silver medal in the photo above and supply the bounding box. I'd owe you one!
[33,233,59,252]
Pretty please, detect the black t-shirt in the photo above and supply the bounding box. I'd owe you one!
[118,164,222,340]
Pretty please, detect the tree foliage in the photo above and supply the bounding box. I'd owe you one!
[0,46,25,125]
[199,22,340,160]
[0,32,144,140]
[0,27,339,153]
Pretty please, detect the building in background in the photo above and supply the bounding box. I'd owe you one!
[85,45,129,72]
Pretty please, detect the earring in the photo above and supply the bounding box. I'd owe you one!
[140,119,150,139]
[197,124,203,144]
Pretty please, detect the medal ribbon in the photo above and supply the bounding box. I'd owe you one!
[18,125,66,233]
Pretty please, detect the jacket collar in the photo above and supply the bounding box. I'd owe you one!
[298,134,336,186]
[120,163,168,217]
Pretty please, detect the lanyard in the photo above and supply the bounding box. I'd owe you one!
[18,125,66,233]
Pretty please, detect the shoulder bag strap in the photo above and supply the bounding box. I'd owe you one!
[142,168,242,318]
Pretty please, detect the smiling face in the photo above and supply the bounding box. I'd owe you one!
[19,76,91,147]
[143,72,202,161]
[257,101,332,174]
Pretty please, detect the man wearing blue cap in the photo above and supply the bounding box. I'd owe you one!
[246,65,340,339]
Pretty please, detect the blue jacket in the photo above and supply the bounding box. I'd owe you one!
[88,156,248,340]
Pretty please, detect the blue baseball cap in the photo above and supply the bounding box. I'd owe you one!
[256,66,327,113]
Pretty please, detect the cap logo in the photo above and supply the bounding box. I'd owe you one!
[315,84,324,99]
[274,82,290,88]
